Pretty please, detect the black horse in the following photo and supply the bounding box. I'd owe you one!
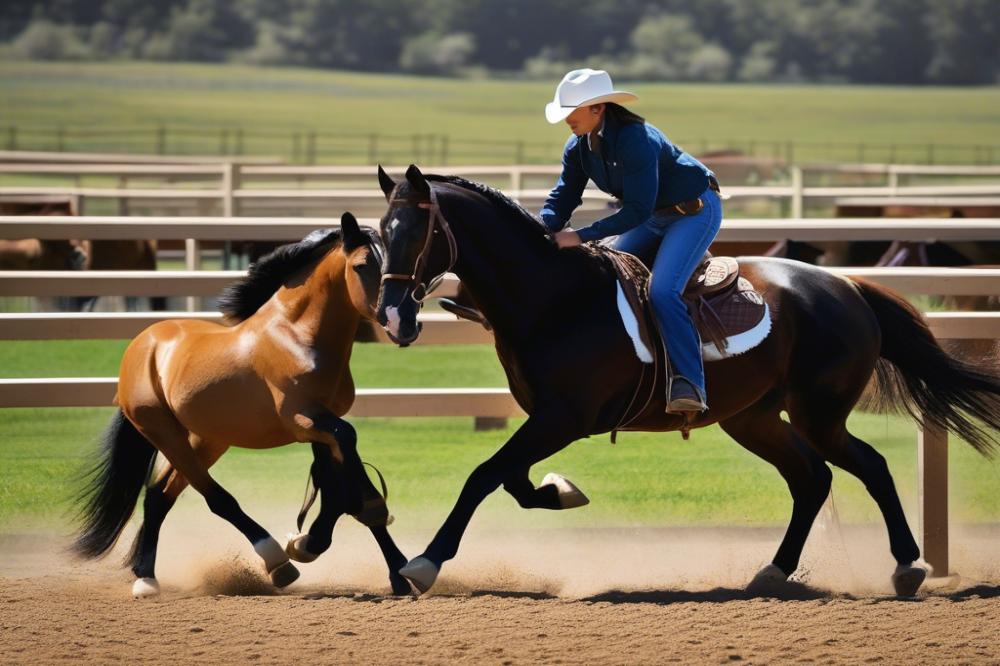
[375,165,1000,597]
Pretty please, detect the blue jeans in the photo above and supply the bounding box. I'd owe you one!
[611,188,722,397]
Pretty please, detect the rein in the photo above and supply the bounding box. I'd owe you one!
[381,187,458,303]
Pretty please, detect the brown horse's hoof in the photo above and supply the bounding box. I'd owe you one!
[269,560,301,588]
[132,577,161,599]
[354,498,393,527]
[284,533,320,563]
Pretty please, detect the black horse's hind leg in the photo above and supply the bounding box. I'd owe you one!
[809,427,920,566]
[786,394,921,571]
[719,401,832,580]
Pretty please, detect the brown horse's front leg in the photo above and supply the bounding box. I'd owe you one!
[285,407,410,594]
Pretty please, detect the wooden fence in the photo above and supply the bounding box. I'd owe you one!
[4,160,1000,221]
[2,195,999,579]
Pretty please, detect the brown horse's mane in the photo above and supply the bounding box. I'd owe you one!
[218,228,344,322]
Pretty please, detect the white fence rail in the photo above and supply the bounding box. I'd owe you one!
[4,160,1000,221]
[4,268,999,298]
[4,216,1000,242]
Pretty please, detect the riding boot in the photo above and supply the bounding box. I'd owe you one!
[667,375,708,414]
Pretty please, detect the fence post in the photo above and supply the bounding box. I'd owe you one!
[918,415,949,577]
[221,162,238,271]
[222,162,237,217]
[887,167,899,193]
[511,166,523,198]
[156,125,167,154]
[306,131,317,165]
[791,165,804,219]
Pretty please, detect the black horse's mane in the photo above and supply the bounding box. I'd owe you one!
[425,174,551,236]
[218,227,361,322]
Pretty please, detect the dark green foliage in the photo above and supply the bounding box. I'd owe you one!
[1,0,998,84]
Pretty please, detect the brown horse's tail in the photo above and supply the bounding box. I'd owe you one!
[854,278,1000,456]
[72,409,157,558]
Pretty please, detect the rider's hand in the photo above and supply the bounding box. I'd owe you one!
[554,229,582,249]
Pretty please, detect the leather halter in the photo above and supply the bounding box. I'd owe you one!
[381,187,458,303]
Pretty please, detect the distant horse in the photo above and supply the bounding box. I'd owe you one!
[0,203,87,271]
[0,237,85,270]
[375,166,1000,597]
[73,213,411,598]
[73,239,165,312]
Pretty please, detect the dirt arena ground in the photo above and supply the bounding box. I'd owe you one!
[3,521,999,665]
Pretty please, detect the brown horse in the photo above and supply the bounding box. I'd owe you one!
[0,203,87,272]
[73,213,411,598]
[74,239,165,311]
[375,166,1000,598]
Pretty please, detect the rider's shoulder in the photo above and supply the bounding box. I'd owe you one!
[562,133,583,152]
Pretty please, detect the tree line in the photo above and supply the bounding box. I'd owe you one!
[2,0,998,85]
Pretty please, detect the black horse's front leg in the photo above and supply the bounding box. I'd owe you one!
[400,408,583,593]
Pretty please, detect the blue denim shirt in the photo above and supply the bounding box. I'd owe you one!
[540,115,714,242]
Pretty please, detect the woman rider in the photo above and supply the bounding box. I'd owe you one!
[540,68,721,414]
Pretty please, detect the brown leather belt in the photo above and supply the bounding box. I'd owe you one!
[655,177,721,217]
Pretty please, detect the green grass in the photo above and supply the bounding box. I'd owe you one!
[1,339,998,534]
[2,60,998,164]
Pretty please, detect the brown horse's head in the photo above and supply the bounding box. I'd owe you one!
[340,211,384,320]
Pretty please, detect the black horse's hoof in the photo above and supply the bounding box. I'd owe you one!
[892,564,927,597]
[390,574,413,596]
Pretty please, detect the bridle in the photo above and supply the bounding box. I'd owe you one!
[381,187,458,303]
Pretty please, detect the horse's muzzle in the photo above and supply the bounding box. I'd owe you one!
[377,283,423,346]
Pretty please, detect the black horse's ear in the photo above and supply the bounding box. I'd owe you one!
[405,164,430,197]
[377,164,395,201]
[341,212,366,251]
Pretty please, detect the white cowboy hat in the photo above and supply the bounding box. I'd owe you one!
[544,68,638,124]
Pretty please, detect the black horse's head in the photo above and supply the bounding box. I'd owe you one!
[375,164,455,346]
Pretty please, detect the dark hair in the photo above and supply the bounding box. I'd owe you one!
[604,102,645,125]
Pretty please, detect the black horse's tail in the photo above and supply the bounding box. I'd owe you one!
[854,278,1000,456]
[73,409,157,558]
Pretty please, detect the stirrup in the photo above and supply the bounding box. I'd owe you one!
[667,376,708,414]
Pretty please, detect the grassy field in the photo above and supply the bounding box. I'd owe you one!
[2,60,999,163]
[1,339,998,535]
[1,60,998,536]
